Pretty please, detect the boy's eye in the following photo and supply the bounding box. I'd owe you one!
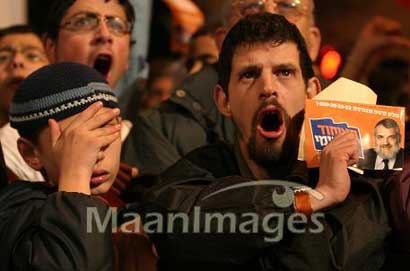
[0,52,10,63]
[24,50,45,62]
[73,15,96,28]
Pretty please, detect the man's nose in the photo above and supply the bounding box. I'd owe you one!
[10,52,25,69]
[263,0,277,14]
[259,71,278,99]
[94,19,113,44]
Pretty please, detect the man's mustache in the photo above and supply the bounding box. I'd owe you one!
[380,144,392,148]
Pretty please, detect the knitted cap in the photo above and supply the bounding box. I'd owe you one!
[9,62,118,136]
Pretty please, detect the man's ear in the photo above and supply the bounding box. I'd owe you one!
[307,26,321,62]
[214,84,232,117]
[17,138,43,171]
[214,26,228,50]
[43,35,57,63]
[306,76,321,99]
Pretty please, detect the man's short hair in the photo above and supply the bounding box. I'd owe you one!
[374,118,401,143]
[217,13,314,94]
[0,25,37,40]
[45,0,135,41]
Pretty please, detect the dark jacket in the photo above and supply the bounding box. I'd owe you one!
[0,142,8,190]
[358,148,404,170]
[122,65,236,175]
[0,181,114,271]
[128,142,395,271]
[381,158,410,269]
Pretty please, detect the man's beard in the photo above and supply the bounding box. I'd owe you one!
[374,143,400,160]
[248,99,304,176]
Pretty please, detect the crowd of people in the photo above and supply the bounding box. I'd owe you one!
[0,0,409,270]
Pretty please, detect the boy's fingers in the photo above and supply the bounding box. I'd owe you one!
[94,124,122,137]
[72,102,104,127]
[48,119,61,146]
[86,108,120,130]
[98,131,121,148]
[96,151,105,162]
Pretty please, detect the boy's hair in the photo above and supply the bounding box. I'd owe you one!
[217,13,314,95]
[9,62,119,140]
[0,25,37,40]
[45,0,135,41]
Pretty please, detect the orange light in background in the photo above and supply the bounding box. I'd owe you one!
[320,49,342,80]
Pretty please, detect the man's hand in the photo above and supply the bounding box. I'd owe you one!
[49,102,121,194]
[311,131,359,211]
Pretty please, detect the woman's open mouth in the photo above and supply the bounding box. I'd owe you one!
[256,105,285,139]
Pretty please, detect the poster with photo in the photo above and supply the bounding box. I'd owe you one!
[304,99,405,171]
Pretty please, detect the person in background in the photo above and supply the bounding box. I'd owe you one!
[0,25,49,128]
[44,0,135,89]
[186,26,220,73]
[148,0,204,60]
[341,16,410,84]
[136,57,188,112]
[163,0,204,55]
[0,24,49,182]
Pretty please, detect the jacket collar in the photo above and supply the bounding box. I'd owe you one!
[233,138,309,185]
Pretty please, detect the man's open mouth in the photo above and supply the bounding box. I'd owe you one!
[256,105,285,139]
[93,54,112,78]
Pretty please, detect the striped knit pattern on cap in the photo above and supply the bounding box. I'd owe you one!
[9,62,118,137]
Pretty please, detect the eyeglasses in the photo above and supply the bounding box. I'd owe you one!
[0,46,47,67]
[232,0,309,23]
[60,12,132,36]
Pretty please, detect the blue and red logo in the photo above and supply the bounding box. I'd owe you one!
[309,118,364,158]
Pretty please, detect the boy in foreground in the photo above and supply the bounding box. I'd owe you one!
[0,62,122,270]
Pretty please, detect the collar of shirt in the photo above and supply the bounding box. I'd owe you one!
[375,155,396,170]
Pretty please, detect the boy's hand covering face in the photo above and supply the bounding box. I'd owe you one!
[49,101,121,195]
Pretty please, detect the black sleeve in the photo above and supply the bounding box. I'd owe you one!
[1,190,114,271]
[380,167,410,269]
[0,142,8,190]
